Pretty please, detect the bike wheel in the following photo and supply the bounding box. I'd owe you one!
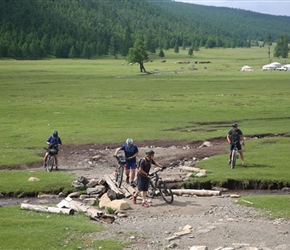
[231,150,237,169]
[115,164,124,188]
[147,180,155,198]
[158,181,174,204]
[46,155,54,172]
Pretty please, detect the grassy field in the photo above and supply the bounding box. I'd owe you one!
[1,46,290,167]
[1,46,290,249]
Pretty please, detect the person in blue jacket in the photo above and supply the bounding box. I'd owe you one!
[114,138,138,185]
[43,130,62,170]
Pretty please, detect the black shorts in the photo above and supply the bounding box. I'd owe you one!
[137,173,150,191]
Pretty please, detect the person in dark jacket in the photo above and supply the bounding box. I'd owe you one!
[132,150,163,208]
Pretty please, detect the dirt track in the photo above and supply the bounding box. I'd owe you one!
[2,138,290,249]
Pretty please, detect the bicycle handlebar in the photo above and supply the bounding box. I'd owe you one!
[148,167,166,177]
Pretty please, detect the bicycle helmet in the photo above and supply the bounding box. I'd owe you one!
[126,138,133,145]
[232,123,238,127]
[146,150,155,156]
[53,130,58,137]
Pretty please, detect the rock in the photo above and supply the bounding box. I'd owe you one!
[86,179,98,188]
[67,192,80,198]
[106,199,131,210]
[86,186,106,195]
[167,242,178,248]
[79,194,90,200]
[99,193,111,209]
[92,154,101,160]
[83,198,97,206]
[107,189,117,200]
[190,246,208,250]
[199,141,212,147]
[195,172,207,177]
[182,224,193,230]
[28,177,39,182]
[71,181,84,189]
[78,176,89,185]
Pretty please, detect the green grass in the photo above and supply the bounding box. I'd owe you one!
[237,195,290,219]
[0,206,127,250]
[0,171,76,195]
[193,137,290,187]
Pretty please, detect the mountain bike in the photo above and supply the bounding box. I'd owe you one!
[114,154,127,188]
[230,141,239,169]
[44,147,58,172]
[147,167,174,204]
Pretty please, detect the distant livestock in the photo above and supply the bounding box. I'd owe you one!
[198,61,211,64]
[177,61,190,64]
[161,60,166,63]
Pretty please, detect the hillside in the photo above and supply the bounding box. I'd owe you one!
[155,0,290,41]
[0,0,289,59]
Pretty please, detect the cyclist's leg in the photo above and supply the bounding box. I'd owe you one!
[237,143,245,165]
[238,150,245,165]
[130,162,137,184]
[55,154,59,169]
[125,164,130,183]
[141,178,150,207]
[43,152,49,167]
[228,144,234,164]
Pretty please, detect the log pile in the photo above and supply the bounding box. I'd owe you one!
[21,169,222,223]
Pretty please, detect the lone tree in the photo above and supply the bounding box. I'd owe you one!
[127,39,149,73]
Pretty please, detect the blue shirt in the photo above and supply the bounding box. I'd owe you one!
[120,144,138,162]
[47,136,62,147]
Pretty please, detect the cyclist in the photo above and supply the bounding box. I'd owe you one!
[114,138,138,185]
[132,150,163,208]
[43,130,62,170]
[227,123,245,166]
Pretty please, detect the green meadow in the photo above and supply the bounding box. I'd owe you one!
[1,46,290,167]
[1,46,290,249]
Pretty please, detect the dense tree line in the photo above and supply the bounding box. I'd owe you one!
[0,0,289,60]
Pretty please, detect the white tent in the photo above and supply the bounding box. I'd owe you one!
[262,64,276,71]
[270,62,281,68]
[241,65,254,71]
[283,64,290,71]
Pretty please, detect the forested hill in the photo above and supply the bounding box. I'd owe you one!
[155,0,290,41]
[0,0,289,60]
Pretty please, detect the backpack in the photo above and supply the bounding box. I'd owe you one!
[137,158,144,169]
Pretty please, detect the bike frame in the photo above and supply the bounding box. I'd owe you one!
[147,168,174,204]
[231,142,238,169]
[114,154,126,188]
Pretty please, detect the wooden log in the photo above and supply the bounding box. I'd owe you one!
[162,177,185,183]
[121,182,135,197]
[177,166,204,172]
[171,189,221,196]
[20,203,74,215]
[104,174,124,196]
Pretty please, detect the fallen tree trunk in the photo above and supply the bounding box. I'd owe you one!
[177,166,202,172]
[20,203,74,215]
[171,189,221,196]
[57,198,114,224]
[104,174,124,196]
